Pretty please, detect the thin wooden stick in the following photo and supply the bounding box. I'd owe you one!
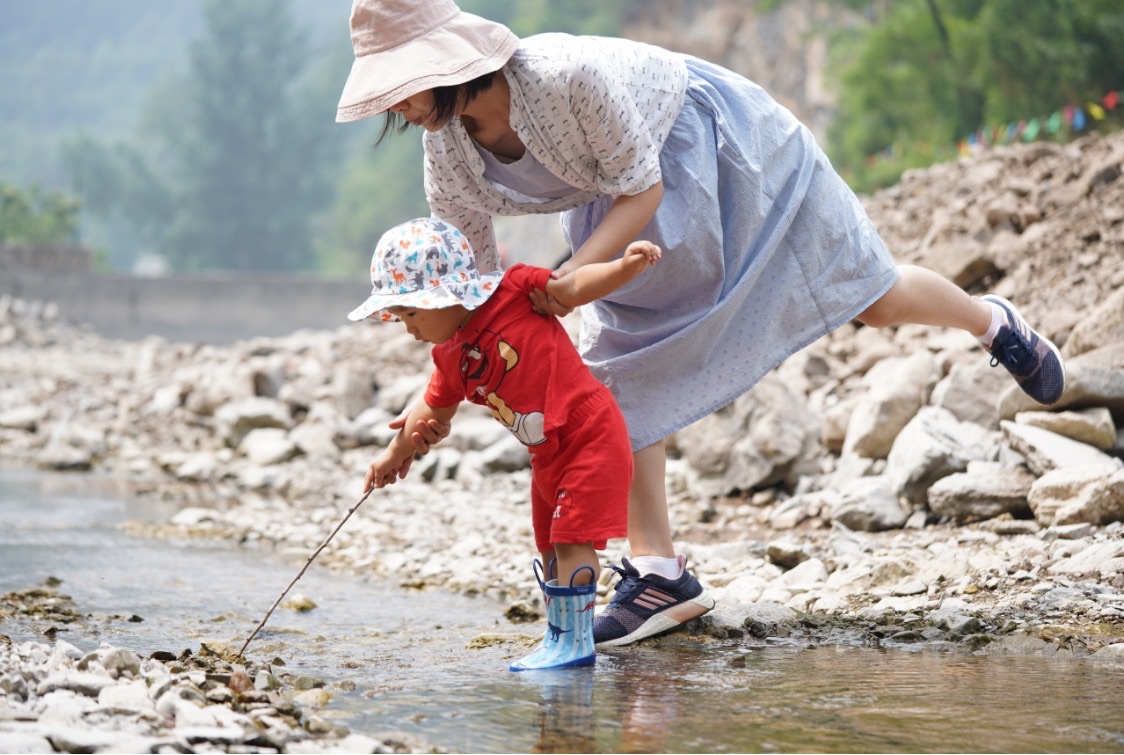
[238,488,373,657]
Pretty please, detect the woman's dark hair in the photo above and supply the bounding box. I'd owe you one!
[375,71,497,145]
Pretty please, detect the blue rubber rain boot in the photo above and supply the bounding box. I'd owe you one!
[509,563,597,672]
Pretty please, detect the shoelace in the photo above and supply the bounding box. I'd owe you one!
[606,563,648,607]
[990,327,1035,375]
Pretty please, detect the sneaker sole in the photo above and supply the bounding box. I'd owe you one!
[594,590,716,649]
[981,294,1066,404]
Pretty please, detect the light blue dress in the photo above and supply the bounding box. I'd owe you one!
[477,56,898,451]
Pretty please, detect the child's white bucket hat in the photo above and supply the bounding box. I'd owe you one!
[336,0,519,123]
[347,217,504,322]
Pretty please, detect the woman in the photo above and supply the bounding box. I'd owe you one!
[335,0,1065,648]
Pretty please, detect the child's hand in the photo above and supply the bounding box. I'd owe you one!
[389,414,450,454]
[364,451,408,491]
[624,240,661,267]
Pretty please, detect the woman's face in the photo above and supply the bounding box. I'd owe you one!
[389,90,442,132]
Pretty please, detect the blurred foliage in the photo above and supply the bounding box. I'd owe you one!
[0,183,79,245]
[827,0,1124,192]
[12,0,1120,272]
[62,0,343,273]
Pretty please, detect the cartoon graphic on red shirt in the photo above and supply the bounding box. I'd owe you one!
[460,330,546,446]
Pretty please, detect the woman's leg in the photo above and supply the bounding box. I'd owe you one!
[856,264,991,333]
[856,264,1065,405]
[627,440,676,559]
[593,439,715,647]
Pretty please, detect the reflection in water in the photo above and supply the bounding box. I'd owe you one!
[4,470,1124,754]
[520,668,597,754]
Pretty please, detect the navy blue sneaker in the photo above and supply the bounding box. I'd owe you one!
[982,294,1066,405]
[593,556,715,648]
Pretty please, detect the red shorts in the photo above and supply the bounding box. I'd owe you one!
[530,388,631,553]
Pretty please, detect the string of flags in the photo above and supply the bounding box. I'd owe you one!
[868,87,1123,165]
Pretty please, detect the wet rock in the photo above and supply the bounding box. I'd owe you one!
[36,442,93,471]
[766,539,810,569]
[282,594,318,613]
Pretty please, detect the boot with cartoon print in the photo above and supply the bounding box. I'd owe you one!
[509,561,597,671]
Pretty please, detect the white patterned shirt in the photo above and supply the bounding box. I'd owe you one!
[422,33,689,272]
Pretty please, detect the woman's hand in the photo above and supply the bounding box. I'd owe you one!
[529,259,578,316]
[529,287,575,317]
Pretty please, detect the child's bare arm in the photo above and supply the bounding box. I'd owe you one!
[365,398,458,491]
[544,241,661,308]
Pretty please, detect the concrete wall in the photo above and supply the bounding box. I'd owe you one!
[1,271,371,344]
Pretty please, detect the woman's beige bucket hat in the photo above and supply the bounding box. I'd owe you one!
[336,0,519,123]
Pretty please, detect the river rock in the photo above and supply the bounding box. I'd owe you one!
[930,361,1010,429]
[1063,286,1124,358]
[927,462,1036,522]
[239,427,300,466]
[1014,407,1117,450]
[679,373,817,497]
[999,360,1124,420]
[214,397,292,447]
[830,475,909,532]
[1001,420,1116,474]
[842,351,940,459]
[885,406,991,504]
[1028,462,1124,526]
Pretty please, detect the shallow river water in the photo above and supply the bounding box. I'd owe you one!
[3,470,1123,754]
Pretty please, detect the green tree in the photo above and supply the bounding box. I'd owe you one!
[155,0,339,271]
[65,0,342,273]
[62,136,174,268]
[826,0,1124,192]
[971,0,1124,120]
[0,182,78,245]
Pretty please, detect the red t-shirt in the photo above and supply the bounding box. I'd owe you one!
[424,264,606,453]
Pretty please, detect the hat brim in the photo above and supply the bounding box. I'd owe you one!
[336,12,519,123]
[347,269,505,322]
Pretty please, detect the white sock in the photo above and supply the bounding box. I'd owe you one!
[630,555,682,580]
[978,300,1006,349]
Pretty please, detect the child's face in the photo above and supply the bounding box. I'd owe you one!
[386,306,467,344]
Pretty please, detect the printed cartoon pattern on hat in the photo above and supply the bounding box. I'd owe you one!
[347,217,505,322]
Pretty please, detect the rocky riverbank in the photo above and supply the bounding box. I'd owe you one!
[1,585,443,754]
[2,133,1124,750]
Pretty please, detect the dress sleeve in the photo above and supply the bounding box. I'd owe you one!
[563,56,662,196]
[423,141,503,274]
